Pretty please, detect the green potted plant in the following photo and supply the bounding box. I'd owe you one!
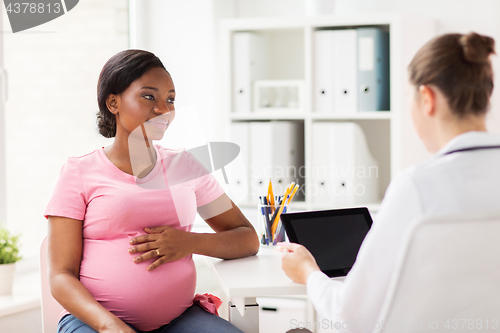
[0,227,22,295]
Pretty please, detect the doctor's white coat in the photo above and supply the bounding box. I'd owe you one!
[306,131,500,332]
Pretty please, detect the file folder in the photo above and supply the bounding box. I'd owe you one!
[357,27,390,111]
[249,122,273,198]
[333,29,358,114]
[270,122,304,198]
[232,32,266,113]
[311,122,379,207]
[249,122,304,200]
[313,30,335,113]
[228,122,250,203]
[313,29,358,114]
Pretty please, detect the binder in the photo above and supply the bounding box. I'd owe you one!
[313,30,335,113]
[249,122,304,200]
[357,27,390,111]
[311,122,379,207]
[333,29,358,114]
[313,29,358,114]
[227,122,250,203]
[249,122,273,198]
[232,32,266,113]
[269,122,304,199]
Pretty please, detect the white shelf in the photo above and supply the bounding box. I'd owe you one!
[0,271,40,318]
[237,200,381,214]
[311,112,391,120]
[238,200,307,208]
[220,16,307,31]
[231,112,391,121]
[219,13,437,210]
[231,113,305,121]
[305,12,399,27]
[219,13,401,31]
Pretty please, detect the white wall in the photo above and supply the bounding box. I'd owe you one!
[3,0,128,255]
[131,0,223,150]
[130,0,243,230]
[0,9,6,224]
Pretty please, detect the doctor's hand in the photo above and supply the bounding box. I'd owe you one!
[281,243,320,284]
[128,226,194,271]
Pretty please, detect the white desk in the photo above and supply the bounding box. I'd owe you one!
[204,246,308,332]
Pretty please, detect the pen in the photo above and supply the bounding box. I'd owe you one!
[271,185,292,239]
[268,179,275,212]
[259,196,269,244]
[262,196,272,245]
[273,196,292,244]
[287,184,299,205]
[272,183,300,242]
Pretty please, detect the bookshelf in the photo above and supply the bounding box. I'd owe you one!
[217,13,436,212]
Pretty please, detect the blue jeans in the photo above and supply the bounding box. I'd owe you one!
[57,304,243,333]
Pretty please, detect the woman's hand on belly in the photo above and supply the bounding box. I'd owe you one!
[129,226,195,271]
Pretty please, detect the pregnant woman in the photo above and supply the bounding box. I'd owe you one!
[45,49,259,333]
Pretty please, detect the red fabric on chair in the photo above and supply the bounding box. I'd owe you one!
[193,293,223,316]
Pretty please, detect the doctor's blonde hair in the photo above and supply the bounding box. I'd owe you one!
[408,32,495,118]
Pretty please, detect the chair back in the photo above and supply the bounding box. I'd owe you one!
[375,213,500,333]
[40,236,64,333]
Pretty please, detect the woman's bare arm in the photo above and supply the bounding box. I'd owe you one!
[48,216,135,333]
[193,195,260,259]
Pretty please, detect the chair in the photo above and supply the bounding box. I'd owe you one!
[374,213,500,333]
[40,236,64,333]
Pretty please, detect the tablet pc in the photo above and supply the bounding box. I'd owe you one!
[281,207,373,278]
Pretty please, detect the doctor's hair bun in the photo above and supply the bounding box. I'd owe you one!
[408,32,495,118]
[460,32,495,63]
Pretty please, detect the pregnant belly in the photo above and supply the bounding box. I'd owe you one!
[80,238,196,331]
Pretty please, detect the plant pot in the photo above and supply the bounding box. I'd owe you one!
[0,263,16,295]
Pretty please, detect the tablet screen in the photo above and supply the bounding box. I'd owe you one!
[281,208,372,277]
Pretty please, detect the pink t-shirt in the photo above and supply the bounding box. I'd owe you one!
[44,145,225,331]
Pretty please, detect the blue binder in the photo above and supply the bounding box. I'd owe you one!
[357,27,390,111]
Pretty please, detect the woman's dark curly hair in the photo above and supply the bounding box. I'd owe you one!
[96,49,167,138]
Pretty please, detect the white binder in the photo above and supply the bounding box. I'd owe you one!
[311,122,379,207]
[232,32,266,113]
[270,122,304,198]
[313,29,358,114]
[313,30,335,113]
[228,122,250,204]
[249,122,273,198]
[249,122,304,200]
[357,27,390,111]
[333,29,358,114]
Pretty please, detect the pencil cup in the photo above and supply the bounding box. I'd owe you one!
[257,204,290,247]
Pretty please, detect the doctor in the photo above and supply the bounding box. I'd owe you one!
[281,32,497,332]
